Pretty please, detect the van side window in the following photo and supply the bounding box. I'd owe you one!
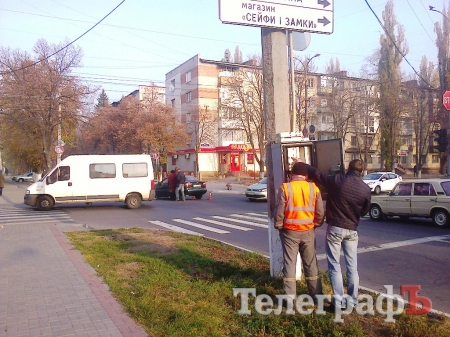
[123,163,148,178]
[58,166,70,181]
[89,163,116,179]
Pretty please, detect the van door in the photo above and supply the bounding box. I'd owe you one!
[44,165,74,202]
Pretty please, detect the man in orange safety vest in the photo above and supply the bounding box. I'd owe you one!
[274,162,325,305]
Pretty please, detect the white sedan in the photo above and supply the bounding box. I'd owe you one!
[363,172,402,194]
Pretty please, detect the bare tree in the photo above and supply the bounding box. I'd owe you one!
[186,106,218,179]
[220,57,266,177]
[0,39,95,172]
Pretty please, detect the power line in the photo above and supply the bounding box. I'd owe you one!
[364,0,434,89]
[0,0,127,75]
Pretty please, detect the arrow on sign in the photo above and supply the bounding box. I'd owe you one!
[318,0,331,8]
[318,16,331,26]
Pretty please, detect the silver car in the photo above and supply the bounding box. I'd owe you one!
[12,172,34,183]
[245,177,267,201]
[369,178,450,227]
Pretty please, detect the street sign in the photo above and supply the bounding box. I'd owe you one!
[54,145,64,154]
[219,0,334,34]
[443,91,450,111]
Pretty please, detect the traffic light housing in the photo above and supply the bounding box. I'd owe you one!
[433,129,448,153]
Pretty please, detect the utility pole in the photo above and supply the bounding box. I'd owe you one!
[261,28,290,277]
[298,53,320,135]
[429,5,450,176]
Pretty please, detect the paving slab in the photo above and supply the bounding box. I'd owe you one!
[0,180,148,337]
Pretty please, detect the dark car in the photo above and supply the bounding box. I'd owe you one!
[155,175,207,200]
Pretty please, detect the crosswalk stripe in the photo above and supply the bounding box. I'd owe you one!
[246,212,268,218]
[211,216,267,228]
[172,219,230,234]
[149,220,203,236]
[193,217,253,231]
[1,219,72,225]
[0,214,71,220]
[229,214,268,222]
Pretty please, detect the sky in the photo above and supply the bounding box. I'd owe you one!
[0,0,448,103]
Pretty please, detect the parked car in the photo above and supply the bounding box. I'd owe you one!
[245,177,267,201]
[12,172,34,183]
[369,178,450,227]
[155,175,207,200]
[363,172,402,194]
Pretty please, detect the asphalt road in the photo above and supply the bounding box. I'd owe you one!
[5,180,450,316]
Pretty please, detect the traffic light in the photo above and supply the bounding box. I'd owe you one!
[433,129,448,153]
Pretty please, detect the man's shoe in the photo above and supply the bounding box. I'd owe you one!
[324,303,346,313]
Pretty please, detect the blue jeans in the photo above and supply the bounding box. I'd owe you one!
[175,184,185,201]
[325,225,359,308]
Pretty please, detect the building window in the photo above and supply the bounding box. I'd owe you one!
[432,155,439,163]
[367,136,373,146]
[187,91,192,102]
[186,71,191,83]
[351,136,357,146]
[351,154,359,160]
[186,113,191,123]
[308,78,314,88]
[367,156,372,164]
[171,99,175,107]
[320,99,327,107]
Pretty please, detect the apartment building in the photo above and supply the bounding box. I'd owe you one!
[164,54,441,178]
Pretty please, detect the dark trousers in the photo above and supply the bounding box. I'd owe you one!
[0,187,3,195]
[280,228,322,300]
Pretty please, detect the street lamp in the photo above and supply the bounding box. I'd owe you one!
[297,53,320,135]
[429,5,450,176]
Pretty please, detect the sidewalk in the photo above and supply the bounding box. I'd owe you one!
[0,181,148,337]
[205,175,260,195]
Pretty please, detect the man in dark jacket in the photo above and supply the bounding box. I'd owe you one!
[175,168,186,201]
[296,159,371,311]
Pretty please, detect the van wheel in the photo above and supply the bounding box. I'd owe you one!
[195,195,203,199]
[37,196,54,211]
[126,193,142,209]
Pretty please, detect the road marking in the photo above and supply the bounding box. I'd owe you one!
[316,234,450,260]
[172,219,230,234]
[193,217,253,231]
[229,214,267,222]
[211,216,267,228]
[148,220,203,236]
[0,208,74,226]
[246,212,268,218]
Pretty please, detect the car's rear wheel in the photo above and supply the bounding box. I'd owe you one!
[432,209,449,227]
[125,193,142,209]
[195,195,202,199]
[369,204,385,221]
[374,185,381,195]
[37,196,54,211]
[18,178,24,182]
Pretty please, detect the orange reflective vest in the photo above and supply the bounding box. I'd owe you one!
[281,180,319,231]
